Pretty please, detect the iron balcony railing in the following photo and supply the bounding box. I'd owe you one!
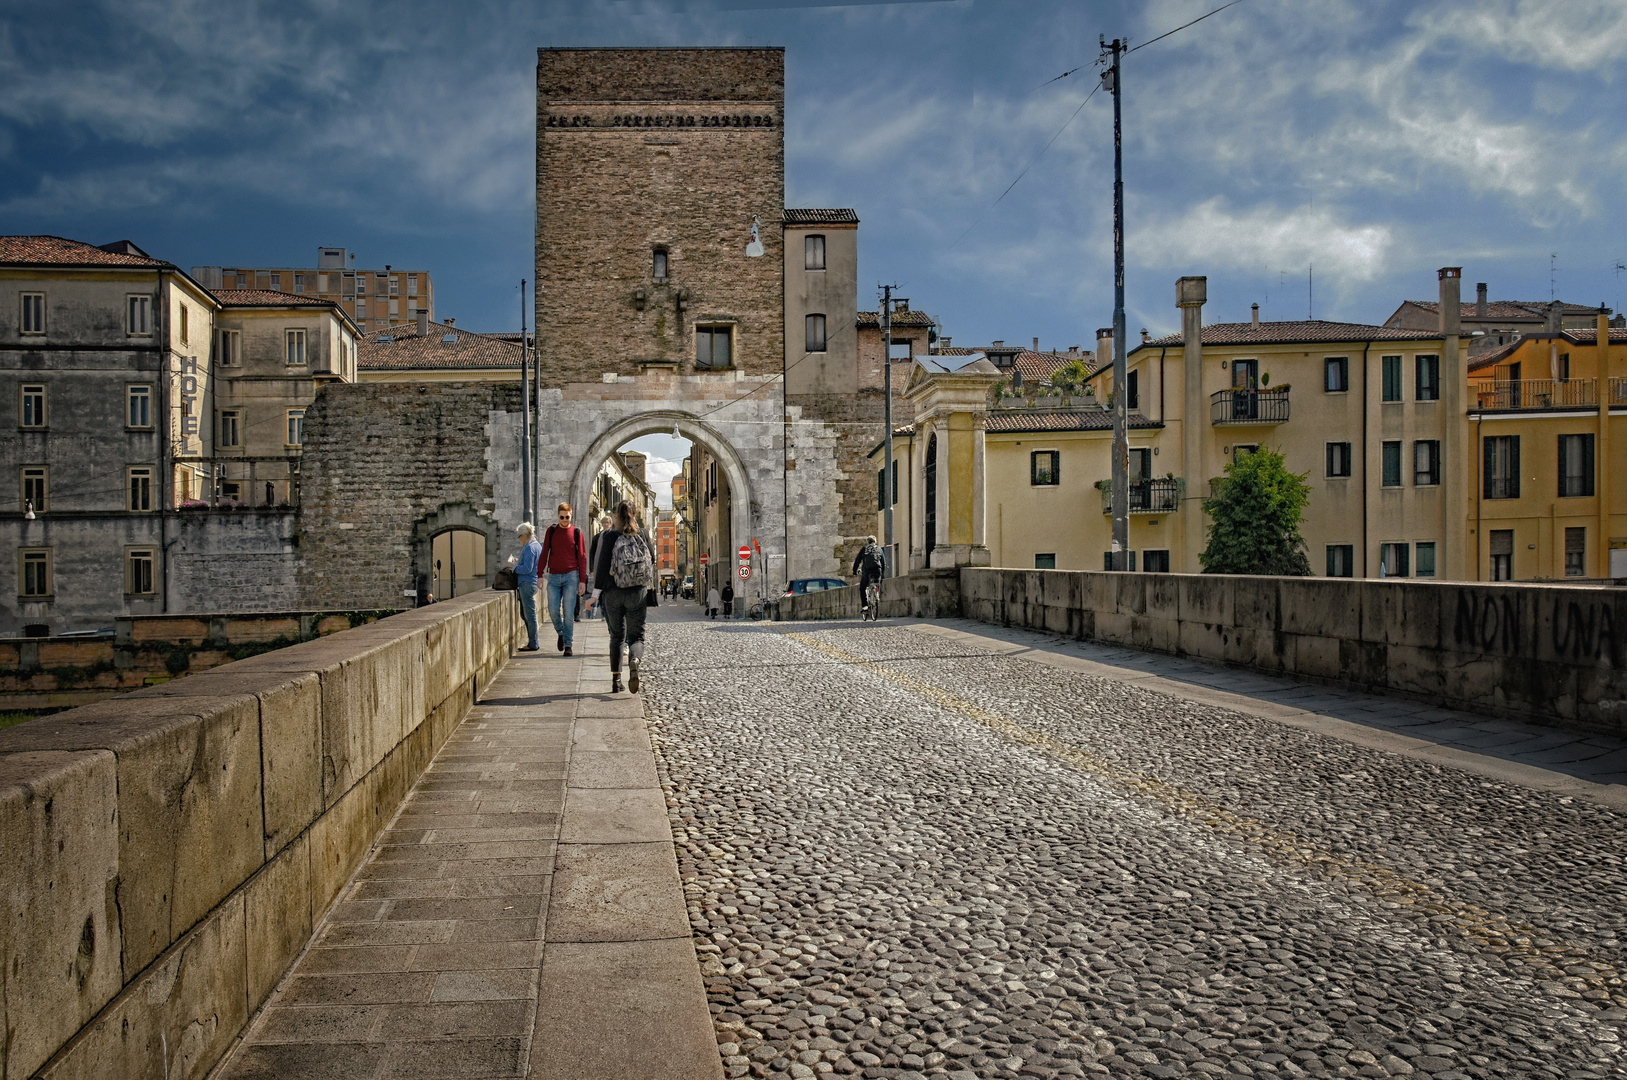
[1612,377,1627,408]
[1210,387,1290,424]
[1475,378,1596,411]
[1099,478,1182,514]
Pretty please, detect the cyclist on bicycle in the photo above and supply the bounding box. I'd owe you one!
[852,535,886,616]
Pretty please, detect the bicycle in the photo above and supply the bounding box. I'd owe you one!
[861,580,880,621]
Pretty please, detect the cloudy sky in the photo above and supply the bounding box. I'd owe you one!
[4,0,1625,345]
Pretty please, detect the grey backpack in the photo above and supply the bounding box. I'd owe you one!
[610,532,655,588]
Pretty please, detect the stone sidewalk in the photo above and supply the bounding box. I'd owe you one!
[219,615,720,1080]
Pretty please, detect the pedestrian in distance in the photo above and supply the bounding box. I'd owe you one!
[511,522,543,651]
[590,499,656,694]
[586,512,615,620]
[853,534,885,617]
[721,580,734,619]
[706,584,721,619]
[540,502,588,657]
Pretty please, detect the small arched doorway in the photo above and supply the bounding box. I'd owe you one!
[924,432,938,560]
[431,528,488,599]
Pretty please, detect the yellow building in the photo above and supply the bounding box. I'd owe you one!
[1466,320,1626,579]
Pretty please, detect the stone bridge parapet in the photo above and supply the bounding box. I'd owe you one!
[0,590,517,1080]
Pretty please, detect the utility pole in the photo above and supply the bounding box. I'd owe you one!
[881,283,896,577]
[527,280,540,521]
[520,279,531,524]
[1102,36,1129,570]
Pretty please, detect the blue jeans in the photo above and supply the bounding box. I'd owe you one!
[547,571,579,647]
[518,580,540,649]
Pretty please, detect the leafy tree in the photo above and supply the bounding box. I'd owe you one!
[1049,358,1094,396]
[1199,446,1313,575]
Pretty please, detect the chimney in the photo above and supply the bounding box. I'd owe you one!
[1476,282,1488,319]
[1032,337,1039,352]
[1068,345,1079,357]
[1437,268,1462,337]
[445,318,455,328]
[992,340,1004,347]
[1096,327,1114,363]
[1546,301,1563,334]
[941,336,951,349]
[1251,303,1259,328]
[1140,328,1150,343]
[417,310,429,336]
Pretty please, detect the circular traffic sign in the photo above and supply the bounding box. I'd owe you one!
[737,545,751,560]
[700,554,709,565]
[737,564,751,579]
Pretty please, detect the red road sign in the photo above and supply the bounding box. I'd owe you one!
[737,545,751,561]
[738,564,752,579]
[700,554,709,566]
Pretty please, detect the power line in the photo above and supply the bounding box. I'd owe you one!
[1126,0,1246,53]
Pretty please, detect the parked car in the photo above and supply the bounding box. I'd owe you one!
[681,575,695,599]
[785,577,851,597]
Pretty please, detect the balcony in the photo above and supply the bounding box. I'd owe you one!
[1475,378,1596,411]
[1099,478,1182,515]
[1612,377,1627,408]
[1211,387,1290,425]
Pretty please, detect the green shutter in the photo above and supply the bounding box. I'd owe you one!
[1509,436,1520,499]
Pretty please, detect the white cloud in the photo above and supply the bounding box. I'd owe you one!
[1135,198,1395,283]
[642,456,683,508]
[1408,0,1627,73]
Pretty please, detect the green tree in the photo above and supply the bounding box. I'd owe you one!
[1049,358,1094,396]
[1199,446,1313,575]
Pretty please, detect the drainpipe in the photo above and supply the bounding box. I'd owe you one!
[1361,340,1372,579]
[1598,311,1611,578]
[158,270,171,613]
[1476,414,1483,581]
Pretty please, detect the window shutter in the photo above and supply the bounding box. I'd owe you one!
[1509,436,1520,499]
[1483,437,1494,499]
[1583,434,1595,497]
[1557,434,1568,496]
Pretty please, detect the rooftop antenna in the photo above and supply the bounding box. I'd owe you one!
[1550,252,1558,302]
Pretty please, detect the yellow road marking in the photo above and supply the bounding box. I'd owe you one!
[783,630,1625,1010]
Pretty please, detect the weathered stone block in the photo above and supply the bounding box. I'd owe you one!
[244,832,311,1013]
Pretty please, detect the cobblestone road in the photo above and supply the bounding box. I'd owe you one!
[643,616,1626,1080]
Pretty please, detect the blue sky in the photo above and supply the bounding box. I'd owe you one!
[4,0,1626,348]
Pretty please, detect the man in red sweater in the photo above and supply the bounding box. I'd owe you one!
[540,502,589,656]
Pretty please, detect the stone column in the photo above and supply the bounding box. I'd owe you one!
[1178,276,1207,572]
[971,415,988,550]
[901,356,1000,570]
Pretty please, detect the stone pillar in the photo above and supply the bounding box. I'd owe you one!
[1178,276,1207,572]
[1438,267,1467,580]
[971,415,988,549]
[901,356,1000,570]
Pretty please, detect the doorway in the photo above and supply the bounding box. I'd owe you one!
[431,529,488,600]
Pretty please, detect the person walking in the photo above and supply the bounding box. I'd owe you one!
[512,522,543,651]
[540,502,588,657]
[853,534,885,617]
[706,584,721,619]
[589,499,655,694]
[585,513,615,620]
[720,581,734,620]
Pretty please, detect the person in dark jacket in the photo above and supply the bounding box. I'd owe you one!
[720,581,734,619]
[590,499,655,694]
[852,535,885,616]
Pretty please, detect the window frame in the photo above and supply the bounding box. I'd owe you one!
[1381,440,1402,487]
[1034,553,1057,570]
[20,291,45,335]
[285,328,307,367]
[127,294,153,336]
[1413,439,1441,486]
[1126,369,1140,411]
[805,313,827,353]
[293,272,304,294]
[19,548,52,599]
[1483,435,1520,499]
[389,276,399,297]
[1030,449,1060,486]
[126,383,153,430]
[1415,354,1440,401]
[1558,433,1595,498]
[286,409,305,447]
[126,547,157,596]
[218,409,242,449]
[1323,356,1348,393]
[215,328,241,367]
[19,383,46,428]
[1379,542,1410,578]
[1325,544,1354,578]
[694,324,735,371]
[1381,355,1402,402]
[127,466,154,512]
[1142,549,1171,573]
[652,248,669,281]
[21,465,47,513]
[1414,541,1437,578]
[1325,441,1352,478]
[1564,527,1586,577]
[179,303,190,344]
[805,234,826,271]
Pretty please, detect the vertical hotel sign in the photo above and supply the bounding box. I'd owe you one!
[174,353,205,457]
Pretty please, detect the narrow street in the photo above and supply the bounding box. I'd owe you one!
[643,609,1626,1080]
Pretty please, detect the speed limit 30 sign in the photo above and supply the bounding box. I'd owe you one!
[737,564,751,580]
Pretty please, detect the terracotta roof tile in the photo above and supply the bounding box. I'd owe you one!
[940,347,1104,381]
[985,409,1161,433]
[358,321,523,371]
[1467,339,1521,373]
[783,209,859,224]
[857,309,936,329]
[1407,299,1604,318]
[0,235,168,268]
[1136,320,1439,350]
[211,288,337,308]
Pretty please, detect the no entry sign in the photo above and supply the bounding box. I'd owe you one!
[738,545,752,561]
[700,554,709,566]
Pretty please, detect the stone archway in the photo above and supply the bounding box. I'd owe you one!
[569,410,758,566]
[411,503,501,600]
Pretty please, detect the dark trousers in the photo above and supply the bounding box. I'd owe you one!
[603,586,648,672]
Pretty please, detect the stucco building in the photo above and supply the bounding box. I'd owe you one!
[193,247,434,337]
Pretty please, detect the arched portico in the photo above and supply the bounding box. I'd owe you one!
[569,410,759,566]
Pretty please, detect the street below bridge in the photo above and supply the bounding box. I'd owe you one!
[645,610,1626,1080]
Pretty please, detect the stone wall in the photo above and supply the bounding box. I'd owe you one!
[787,390,889,576]
[297,382,518,608]
[169,509,299,613]
[0,590,516,1080]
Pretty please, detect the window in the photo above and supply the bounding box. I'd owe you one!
[1232,444,1257,459]
[1490,529,1514,580]
[128,467,153,512]
[653,249,669,280]
[1034,553,1057,570]
[1326,544,1354,578]
[293,273,304,294]
[1128,447,1151,481]
[1381,355,1402,401]
[20,292,44,335]
[407,275,418,297]
[215,328,241,366]
[877,466,886,510]
[695,326,732,370]
[1126,370,1139,410]
[1103,551,1137,571]
[19,383,46,428]
[179,303,189,344]
[389,276,399,296]
[1380,542,1410,578]
[1558,433,1594,497]
[126,548,156,595]
[1397,541,1432,580]
[805,313,827,353]
[1324,356,1348,392]
[219,410,241,448]
[1381,441,1402,487]
[235,272,247,289]
[21,466,46,513]
[356,275,367,294]
[269,273,281,290]
[127,384,152,428]
[1484,435,1519,499]
[805,235,825,271]
[1031,450,1059,486]
[388,299,399,318]
[1414,440,1440,486]
[285,329,307,366]
[1143,550,1171,573]
[1415,354,1439,401]
[1325,442,1352,478]
[127,294,154,335]
[19,549,51,598]
[1558,353,1571,382]
[1565,527,1586,577]
[286,409,305,446]
[356,298,368,318]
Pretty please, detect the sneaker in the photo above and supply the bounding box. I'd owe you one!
[563,646,572,657]
[519,645,539,652]
[610,673,622,693]
[556,633,565,652]
[628,659,640,694]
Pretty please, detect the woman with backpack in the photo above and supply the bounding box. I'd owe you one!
[589,499,656,694]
